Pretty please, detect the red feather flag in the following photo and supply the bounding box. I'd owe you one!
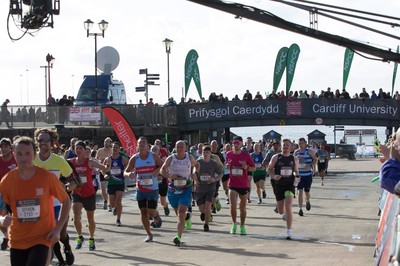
[102,106,137,156]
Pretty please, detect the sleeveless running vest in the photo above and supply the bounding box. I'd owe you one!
[70,157,95,197]
[135,152,158,192]
[294,149,313,177]
[169,152,192,191]
[274,154,295,186]
[108,155,125,185]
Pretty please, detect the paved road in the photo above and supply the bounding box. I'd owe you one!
[0,159,381,266]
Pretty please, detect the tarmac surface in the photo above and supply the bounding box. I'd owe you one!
[0,158,382,266]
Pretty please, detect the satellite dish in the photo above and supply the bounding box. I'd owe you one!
[97,46,120,74]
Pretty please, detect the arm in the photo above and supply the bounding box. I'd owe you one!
[123,156,136,179]
[89,158,109,172]
[160,156,174,181]
[47,196,71,242]
[267,154,281,181]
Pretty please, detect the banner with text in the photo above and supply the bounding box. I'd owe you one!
[177,99,400,124]
[286,43,301,95]
[343,48,354,90]
[273,47,288,93]
[102,106,137,157]
[184,49,202,99]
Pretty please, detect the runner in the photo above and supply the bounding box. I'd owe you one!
[96,137,113,210]
[151,145,170,216]
[242,137,254,203]
[103,142,129,226]
[251,142,267,204]
[293,138,317,216]
[221,143,232,204]
[194,145,223,231]
[267,138,300,240]
[262,140,281,213]
[160,140,200,246]
[33,128,76,266]
[124,137,164,242]
[0,136,71,266]
[0,137,17,251]
[317,143,329,186]
[69,140,108,251]
[226,136,256,235]
[210,140,224,214]
[63,137,78,160]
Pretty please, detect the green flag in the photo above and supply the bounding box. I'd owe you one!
[392,45,399,95]
[343,48,354,90]
[273,47,288,93]
[184,49,202,98]
[192,63,202,98]
[286,43,301,95]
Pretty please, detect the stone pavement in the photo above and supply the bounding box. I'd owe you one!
[0,158,382,265]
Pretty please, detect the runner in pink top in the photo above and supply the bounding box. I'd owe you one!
[225,136,256,236]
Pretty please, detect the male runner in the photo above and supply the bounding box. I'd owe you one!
[160,140,199,246]
[96,137,113,210]
[293,138,317,216]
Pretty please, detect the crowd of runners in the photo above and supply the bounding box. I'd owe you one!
[0,129,331,265]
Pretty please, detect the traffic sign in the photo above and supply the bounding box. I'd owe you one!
[139,68,147,74]
[135,86,146,92]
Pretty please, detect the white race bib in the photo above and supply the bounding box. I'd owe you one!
[298,163,306,169]
[79,174,87,184]
[200,174,211,182]
[280,167,292,177]
[319,159,325,163]
[16,199,40,222]
[139,175,153,186]
[110,168,121,175]
[174,179,187,187]
[231,168,243,176]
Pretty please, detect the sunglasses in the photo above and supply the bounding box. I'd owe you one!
[37,138,51,143]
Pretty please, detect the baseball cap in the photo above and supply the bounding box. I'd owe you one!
[0,138,12,146]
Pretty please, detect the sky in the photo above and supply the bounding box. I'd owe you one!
[1,0,400,107]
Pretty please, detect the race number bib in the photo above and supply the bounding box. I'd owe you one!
[231,168,243,176]
[319,159,325,163]
[174,176,187,187]
[200,174,211,182]
[255,163,262,169]
[79,174,87,184]
[16,199,40,222]
[280,167,293,177]
[139,175,153,186]
[298,163,306,169]
[110,168,121,175]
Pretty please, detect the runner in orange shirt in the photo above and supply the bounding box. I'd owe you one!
[0,136,71,266]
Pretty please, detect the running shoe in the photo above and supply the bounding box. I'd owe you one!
[200,213,205,221]
[113,208,117,216]
[153,214,163,228]
[240,225,247,235]
[116,219,122,227]
[144,235,153,242]
[103,201,108,210]
[282,214,286,221]
[192,200,196,206]
[64,247,74,265]
[1,238,8,250]
[210,215,213,222]
[203,224,209,232]
[164,206,170,216]
[88,238,96,251]
[257,199,262,205]
[185,211,191,221]
[306,201,311,211]
[215,198,221,212]
[75,236,84,250]
[185,219,192,230]
[212,206,217,214]
[298,209,304,216]
[56,262,67,266]
[173,235,181,246]
[274,207,278,213]
[262,190,267,199]
[230,223,237,234]
[247,198,252,203]
[225,198,230,205]
[286,229,293,240]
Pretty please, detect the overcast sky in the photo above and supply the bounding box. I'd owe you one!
[1,0,400,106]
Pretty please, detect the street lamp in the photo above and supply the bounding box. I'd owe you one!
[46,53,55,104]
[163,38,173,100]
[84,19,108,106]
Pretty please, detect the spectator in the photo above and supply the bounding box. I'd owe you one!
[243,90,253,101]
[28,106,34,122]
[268,91,277,99]
[0,99,11,128]
[371,90,378,99]
[318,90,325,98]
[208,92,218,103]
[378,88,386,99]
[323,87,334,98]
[359,87,370,99]
[310,91,318,98]
[254,91,263,100]
[334,89,341,98]
[341,89,350,99]
[146,98,154,106]
[21,106,28,122]
[232,95,240,101]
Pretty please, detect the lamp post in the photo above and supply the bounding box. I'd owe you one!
[84,19,108,106]
[163,38,173,101]
[46,53,55,104]
[39,65,48,105]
